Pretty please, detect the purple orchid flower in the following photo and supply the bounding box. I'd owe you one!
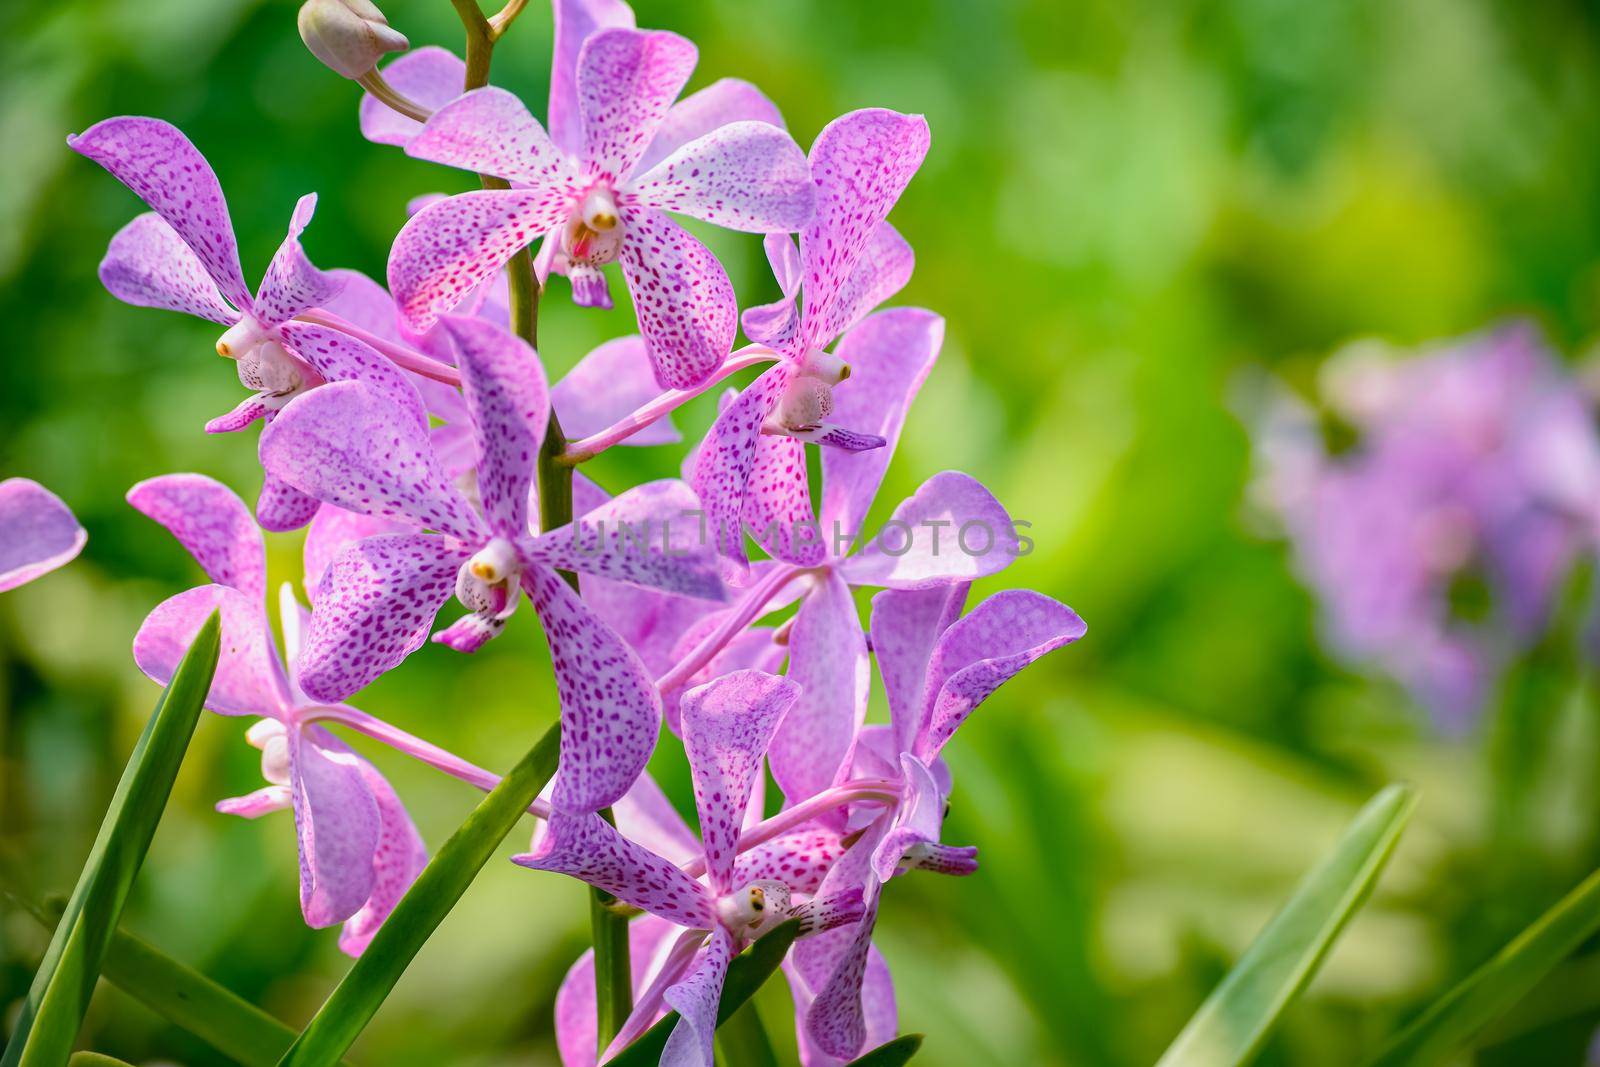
[1254,323,1600,727]
[386,20,814,389]
[517,670,864,1067]
[127,473,426,956]
[790,585,1085,1061]
[690,107,931,571]
[67,116,434,533]
[0,479,86,591]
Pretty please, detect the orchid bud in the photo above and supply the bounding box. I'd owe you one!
[297,0,408,80]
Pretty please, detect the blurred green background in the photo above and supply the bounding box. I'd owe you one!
[6,0,1600,1064]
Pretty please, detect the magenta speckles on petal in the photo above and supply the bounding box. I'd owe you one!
[98,213,238,325]
[660,928,733,1067]
[616,204,736,389]
[407,87,579,189]
[254,193,346,327]
[769,572,869,804]
[576,28,698,183]
[628,120,815,233]
[128,473,266,601]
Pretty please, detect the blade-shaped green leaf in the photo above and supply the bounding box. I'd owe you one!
[3,611,220,1067]
[844,1034,925,1066]
[1366,866,1600,1067]
[716,999,781,1067]
[609,920,801,1067]
[1155,782,1417,1067]
[276,721,560,1067]
[66,1054,134,1067]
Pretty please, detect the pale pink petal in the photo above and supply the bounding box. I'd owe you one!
[277,322,429,433]
[690,365,789,565]
[337,757,428,956]
[254,194,345,327]
[664,626,787,735]
[127,473,265,601]
[787,940,897,1067]
[916,590,1086,759]
[870,756,949,882]
[206,397,271,435]
[303,505,409,603]
[740,233,802,349]
[769,573,869,803]
[627,121,813,233]
[549,0,637,157]
[255,471,322,533]
[513,811,714,928]
[525,479,725,600]
[743,432,825,566]
[291,726,381,928]
[259,381,485,543]
[868,584,968,754]
[526,565,663,813]
[133,585,290,718]
[319,269,400,340]
[819,309,943,536]
[580,575,724,677]
[68,116,254,313]
[389,190,578,333]
[552,335,682,446]
[680,670,801,892]
[577,28,696,182]
[813,223,915,350]
[360,47,468,147]
[441,314,547,540]
[406,87,579,188]
[661,929,733,1067]
[637,78,785,175]
[296,534,471,701]
[798,110,929,350]
[216,785,292,818]
[0,479,86,592]
[837,471,1018,589]
[97,213,237,324]
[614,771,701,867]
[732,827,846,896]
[555,915,677,1067]
[617,205,736,389]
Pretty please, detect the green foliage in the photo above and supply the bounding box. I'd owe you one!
[2,612,218,1067]
[845,1035,925,1066]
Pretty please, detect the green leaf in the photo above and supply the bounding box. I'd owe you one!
[1366,866,1600,1067]
[276,722,561,1067]
[844,1034,925,1066]
[1155,783,1417,1067]
[66,1054,135,1067]
[3,611,220,1067]
[609,920,801,1067]
[716,999,780,1067]
[0,885,333,1067]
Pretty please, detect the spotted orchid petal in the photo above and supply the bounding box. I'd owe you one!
[303,506,409,603]
[916,590,1086,759]
[581,573,725,679]
[320,268,401,340]
[868,584,969,754]
[786,940,897,1067]
[663,624,786,735]
[732,827,847,896]
[636,78,785,175]
[128,474,266,602]
[577,28,697,182]
[444,315,548,541]
[0,479,86,592]
[291,726,382,928]
[259,381,485,543]
[800,821,891,1060]
[770,572,870,804]
[627,120,814,233]
[68,116,254,314]
[336,757,428,956]
[554,915,678,1067]
[548,0,637,158]
[515,810,714,929]
[681,670,801,893]
[277,321,429,433]
[297,534,472,701]
[614,771,701,867]
[837,471,1018,590]
[406,87,580,189]
[206,397,273,435]
[815,223,916,351]
[617,204,737,389]
[526,565,662,813]
[741,234,803,349]
[360,47,468,147]
[256,471,323,533]
[661,928,734,1067]
[690,365,790,567]
[870,755,972,882]
[552,335,682,446]
[133,584,291,718]
[216,786,293,818]
[389,189,578,333]
[798,109,929,350]
[744,430,826,566]
[526,479,725,600]
[819,309,944,536]
[97,213,237,325]
[254,194,346,327]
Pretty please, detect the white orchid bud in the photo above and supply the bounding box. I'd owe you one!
[298,0,408,80]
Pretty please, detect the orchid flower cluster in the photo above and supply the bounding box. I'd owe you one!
[2,0,1087,1062]
[1252,323,1600,729]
